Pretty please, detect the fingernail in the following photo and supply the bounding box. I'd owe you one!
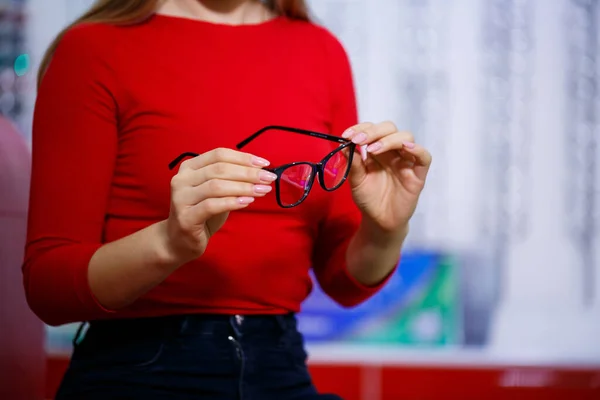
[342,128,354,138]
[367,142,382,153]
[254,184,272,194]
[238,197,255,205]
[403,142,415,149]
[252,156,270,167]
[259,171,278,182]
[352,133,367,144]
[360,145,368,161]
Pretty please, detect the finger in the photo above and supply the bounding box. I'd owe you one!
[402,143,432,166]
[364,131,417,155]
[348,144,377,187]
[399,148,417,164]
[190,196,256,221]
[341,122,374,138]
[179,147,271,171]
[181,163,278,186]
[180,179,272,205]
[401,143,432,180]
[343,121,410,147]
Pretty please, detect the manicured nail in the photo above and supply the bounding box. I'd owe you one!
[259,171,278,182]
[403,142,415,149]
[342,128,355,138]
[367,142,382,153]
[352,133,367,144]
[252,156,270,167]
[360,145,368,161]
[238,197,255,205]
[254,184,272,194]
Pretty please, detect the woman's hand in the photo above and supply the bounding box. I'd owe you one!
[165,148,277,264]
[343,121,432,238]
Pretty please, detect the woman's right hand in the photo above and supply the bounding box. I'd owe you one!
[164,147,277,265]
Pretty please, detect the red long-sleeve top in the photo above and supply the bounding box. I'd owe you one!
[24,14,393,327]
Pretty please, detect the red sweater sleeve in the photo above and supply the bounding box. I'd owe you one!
[23,24,119,326]
[311,31,397,308]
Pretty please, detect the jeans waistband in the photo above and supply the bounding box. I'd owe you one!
[77,313,297,345]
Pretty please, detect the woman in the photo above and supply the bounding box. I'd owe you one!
[24,0,432,398]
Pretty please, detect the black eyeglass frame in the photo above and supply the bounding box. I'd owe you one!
[168,125,356,208]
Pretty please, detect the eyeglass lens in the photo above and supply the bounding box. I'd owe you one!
[322,146,351,190]
[279,163,314,207]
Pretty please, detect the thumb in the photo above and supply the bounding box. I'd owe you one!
[348,145,368,187]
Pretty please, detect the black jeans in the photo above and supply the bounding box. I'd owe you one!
[55,313,342,400]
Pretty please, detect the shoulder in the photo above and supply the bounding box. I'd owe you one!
[56,23,120,56]
[49,22,134,80]
[48,24,126,77]
[282,18,349,58]
[43,23,126,96]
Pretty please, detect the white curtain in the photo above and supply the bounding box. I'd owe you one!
[310,0,600,357]
[24,0,600,358]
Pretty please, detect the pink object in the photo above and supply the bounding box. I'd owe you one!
[0,116,45,400]
[360,144,368,161]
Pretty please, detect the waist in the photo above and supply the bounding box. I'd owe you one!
[83,313,298,342]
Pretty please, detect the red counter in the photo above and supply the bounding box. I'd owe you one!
[46,348,600,400]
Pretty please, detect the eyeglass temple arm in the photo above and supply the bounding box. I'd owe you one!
[170,126,352,169]
[168,152,200,170]
[235,125,350,149]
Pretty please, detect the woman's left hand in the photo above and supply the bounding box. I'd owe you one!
[343,121,432,236]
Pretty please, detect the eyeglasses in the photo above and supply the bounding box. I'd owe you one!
[239,126,356,208]
[169,126,355,208]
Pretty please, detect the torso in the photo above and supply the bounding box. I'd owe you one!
[92,15,351,317]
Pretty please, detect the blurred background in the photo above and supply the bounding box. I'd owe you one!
[1,0,599,399]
